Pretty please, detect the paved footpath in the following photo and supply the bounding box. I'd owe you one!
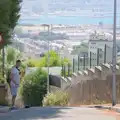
[0,107,119,120]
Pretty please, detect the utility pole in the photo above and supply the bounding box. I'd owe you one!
[73,58,75,73]
[112,0,117,106]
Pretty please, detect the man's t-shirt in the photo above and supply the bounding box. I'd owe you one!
[10,67,20,87]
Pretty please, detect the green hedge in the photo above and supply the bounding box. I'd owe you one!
[20,68,47,106]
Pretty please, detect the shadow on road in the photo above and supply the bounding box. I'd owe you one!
[0,107,72,120]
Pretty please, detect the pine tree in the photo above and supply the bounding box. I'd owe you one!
[0,0,22,49]
[0,0,11,48]
[9,0,22,30]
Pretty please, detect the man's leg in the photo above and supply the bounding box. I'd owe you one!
[10,86,18,108]
[12,96,16,107]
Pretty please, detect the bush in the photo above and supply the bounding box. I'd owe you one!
[61,58,71,66]
[6,68,11,85]
[0,73,6,84]
[20,68,47,106]
[20,63,27,79]
[43,90,69,106]
[27,59,35,67]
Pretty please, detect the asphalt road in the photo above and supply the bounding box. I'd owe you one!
[0,107,119,120]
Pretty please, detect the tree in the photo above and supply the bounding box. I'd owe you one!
[6,47,22,65]
[0,0,11,48]
[9,0,22,30]
[0,0,22,77]
[6,47,16,65]
[40,50,61,67]
[0,0,22,49]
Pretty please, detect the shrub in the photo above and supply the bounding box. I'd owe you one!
[27,60,35,67]
[61,58,71,66]
[20,63,27,79]
[0,73,6,84]
[43,90,69,106]
[20,68,47,106]
[6,68,11,85]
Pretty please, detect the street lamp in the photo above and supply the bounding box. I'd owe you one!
[112,0,117,106]
[41,24,50,93]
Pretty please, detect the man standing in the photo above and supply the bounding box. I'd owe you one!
[10,60,21,109]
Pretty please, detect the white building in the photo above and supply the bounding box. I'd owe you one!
[88,39,113,67]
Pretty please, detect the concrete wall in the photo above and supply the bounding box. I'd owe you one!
[0,84,8,105]
[68,76,120,105]
[66,63,120,105]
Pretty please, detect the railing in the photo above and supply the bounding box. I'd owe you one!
[61,45,114,78]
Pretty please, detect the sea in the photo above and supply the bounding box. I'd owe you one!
[19,15,120,25]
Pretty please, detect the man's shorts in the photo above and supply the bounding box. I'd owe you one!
[10,86,18,96]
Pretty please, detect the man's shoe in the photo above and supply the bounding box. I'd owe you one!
[9,106,18,111]
[24,105,30,109]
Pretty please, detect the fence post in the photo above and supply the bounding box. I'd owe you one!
[97,48,100,66]
[83,55,86,70]
[62,64,64,76]
[64,65,66,78]
[80,57,82,71]
[90,52,92,68]
[73,58,75,73]
[104,44,107,64]
[68,63,70,77]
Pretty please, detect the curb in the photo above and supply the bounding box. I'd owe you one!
[92,105,120,113]
[112,107,120,113]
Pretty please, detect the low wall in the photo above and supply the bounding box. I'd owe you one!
[68,75,120,105]
[0,84,8,105]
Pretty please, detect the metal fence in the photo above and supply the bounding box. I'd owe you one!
[62,45,113,77]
